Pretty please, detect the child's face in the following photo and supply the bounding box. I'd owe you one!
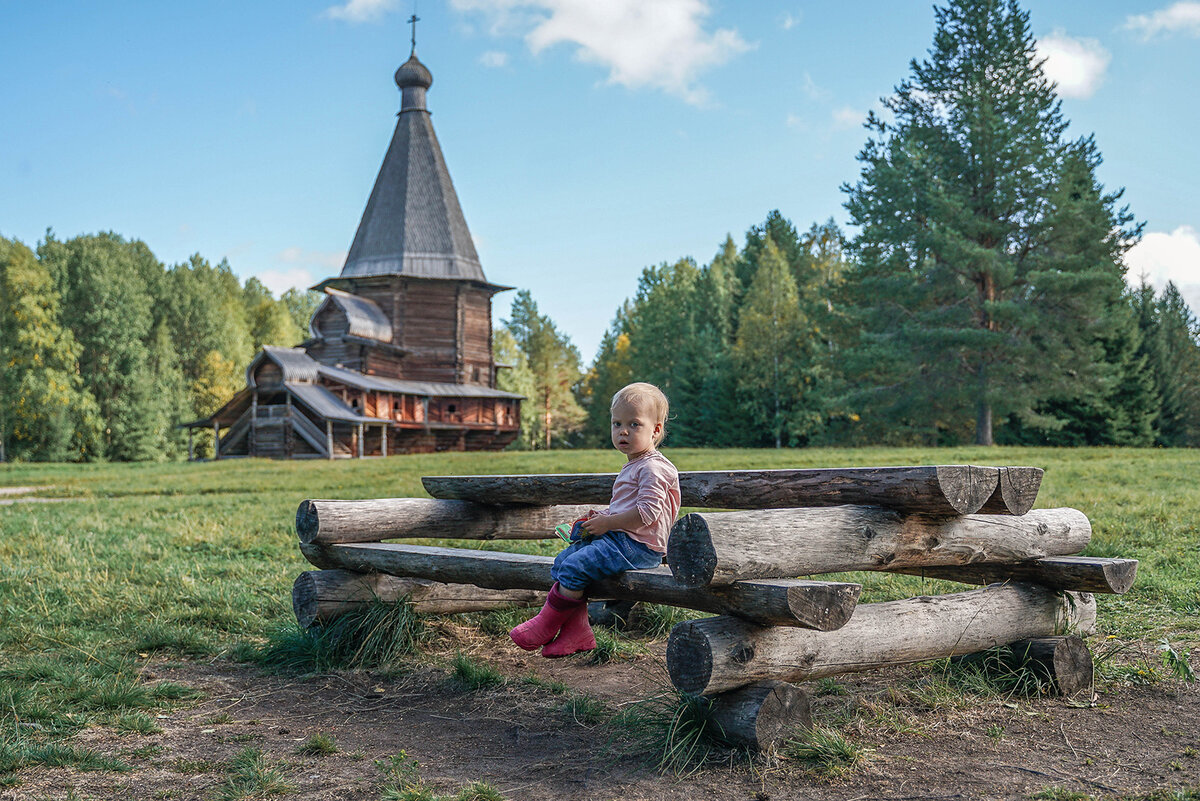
[610,398,660,460]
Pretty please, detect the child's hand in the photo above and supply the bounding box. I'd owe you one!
[579,514,609,537]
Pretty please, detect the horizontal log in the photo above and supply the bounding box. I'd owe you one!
[977,466,1044,515]
[295,498,595,544]
[707,681,812,751]
[423,465,1002,515]
[666,583,1097,696]
[667,507,1091,587]
[298,542,861,630]
[292,570,545,628]
[894,556,1137,595]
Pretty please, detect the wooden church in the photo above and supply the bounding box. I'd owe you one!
[187,45,522,458]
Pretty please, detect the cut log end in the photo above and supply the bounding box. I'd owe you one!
[295,499,319,544]
[935,465,1001,515]
[666,513,718,587]
[979,467,1045,515]
[1015,636,1094,697]
[667,620,716,696]
[292,570,323,628]
[785,582,862,632]
[707,681,812,751]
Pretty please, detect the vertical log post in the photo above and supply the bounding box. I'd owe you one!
[326,420,334,460]
[250,391,258,457]
[187,428,194,461]
[213,422,221,460]
[381,424,388,457]
[357,423,365,458]
[285,394,293,457]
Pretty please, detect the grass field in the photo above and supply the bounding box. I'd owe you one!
[1,447,1198,789]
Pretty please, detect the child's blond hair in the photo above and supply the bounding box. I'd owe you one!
[611,382,670,446]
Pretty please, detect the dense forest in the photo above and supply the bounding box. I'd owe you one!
[0,232,322,461]
[3,0,1199,461]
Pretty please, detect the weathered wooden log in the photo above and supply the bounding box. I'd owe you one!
[706,681,812,751]
[291,570,545,628]
[1012,636,1093,697]
[667,507,1091,587]
[894,556,1137,594]
[666,583,1097,696]
[299,542,861,630]
[423,465,1001,515]
[953,636,1093,697]
[977,466,1044,515]
[295,498,594,544]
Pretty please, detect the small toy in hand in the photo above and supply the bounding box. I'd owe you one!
[555,510,598,543]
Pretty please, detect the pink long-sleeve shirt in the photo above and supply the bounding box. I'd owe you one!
[602,449,681,554]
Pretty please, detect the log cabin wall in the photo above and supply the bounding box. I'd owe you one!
[459,286,494,386]
[397,280,461,384]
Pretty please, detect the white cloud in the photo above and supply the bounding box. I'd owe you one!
[264,248,346,293]
[1125,226,1200,314]
[785,112,806,130]
[255,267,319,296]
[1036,31,1110,99]
[1125,2,1200,39]
[781,11,802,31]
[479,50,509,68]
[831,106,864,130]
[322,0,398,24]
[449,0,751,105]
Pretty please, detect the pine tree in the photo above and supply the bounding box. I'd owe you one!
[503,290,585,449]
[1147,283,1200,446]
[581,303,635,447]
[733,240,824,447]
[691,237,743,446]
[843,0,1141,445]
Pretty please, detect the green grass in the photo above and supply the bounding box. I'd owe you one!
[449,653,507,691]
[613,688,735,776]
[377,751,505,801]
[781,725,872,778]
[293,731,338,756]
[251,598,428,674]
[1,447,1198,775]
[213,747,293,800]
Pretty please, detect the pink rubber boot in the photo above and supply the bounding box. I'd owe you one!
[509,584,577,651]
[541,601,596,658]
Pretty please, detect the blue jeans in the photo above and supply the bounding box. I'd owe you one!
[550,527,663,592]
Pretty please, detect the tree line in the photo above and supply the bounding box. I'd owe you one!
[501,0,1200,451]
[4,0,1199,460]
[0,232,321,461]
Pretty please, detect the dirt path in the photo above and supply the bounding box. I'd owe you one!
[8,642,1198,801]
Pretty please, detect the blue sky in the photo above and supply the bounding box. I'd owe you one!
[2,0,1198,362]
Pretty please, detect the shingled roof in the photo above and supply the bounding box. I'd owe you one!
[340,52,486,282]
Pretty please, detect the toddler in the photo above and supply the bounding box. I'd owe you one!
[509,382,681,658]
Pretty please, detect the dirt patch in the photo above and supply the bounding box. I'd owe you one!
[6,643,1198,801]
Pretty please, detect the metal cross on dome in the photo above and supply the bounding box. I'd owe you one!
[408,11,420,55]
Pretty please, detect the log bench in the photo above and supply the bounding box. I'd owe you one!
[291,464,1136,751]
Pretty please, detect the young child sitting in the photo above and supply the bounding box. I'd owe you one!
[509,382,681,658]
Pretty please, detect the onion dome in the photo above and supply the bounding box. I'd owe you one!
[395,54,432,112]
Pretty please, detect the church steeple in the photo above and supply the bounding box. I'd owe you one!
[339,43,486,282]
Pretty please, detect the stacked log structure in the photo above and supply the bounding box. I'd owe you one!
[293,465,1136,751]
